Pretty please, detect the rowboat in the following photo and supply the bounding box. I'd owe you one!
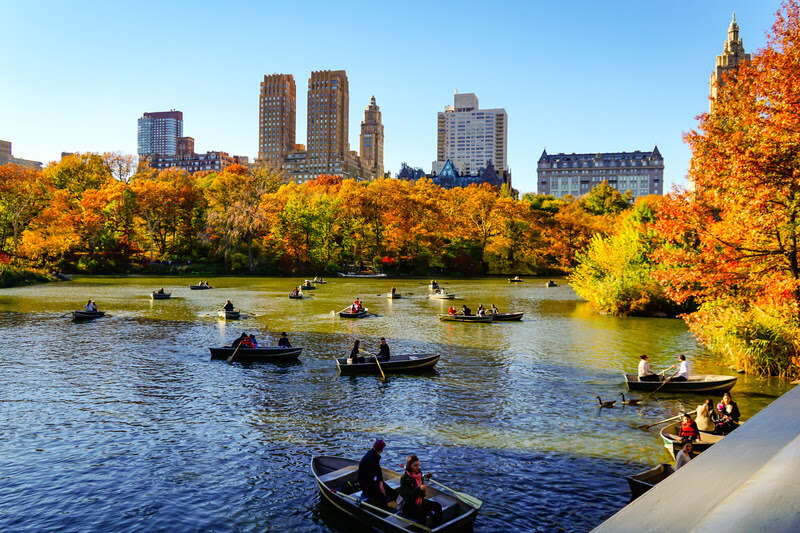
[624,374,737,393]
[386,292,402,299]
[72,310,105,322]
[150,291,171,300]
[209,346,302,362]
[312,456,480,533]
[508,278,524,283]
[491,312,523,321]
[545,280,558,287]
[300,284,317,291]
[336,353,440,375]
[289,293,304,299]
[189,285,212,290]
[429,291,455,299]
[339,307,368,318]
[337,272,387,278]
[439,314,492,323]
[625,463,673,500]
[313,279,327,284]
[217,309,241,320]
[660,422,725,460]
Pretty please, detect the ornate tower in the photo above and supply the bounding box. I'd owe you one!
[710,12,750,110]
[359,96,384,180]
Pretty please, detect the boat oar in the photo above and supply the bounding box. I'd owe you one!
[637,413,682,430]
[334,491,431,532]
[427,477,483,509]
[643,371,673,399]
[361,350,385,381]
[227,338,244,364]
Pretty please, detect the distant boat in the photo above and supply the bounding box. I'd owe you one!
[625,463,673,500]
[429,291,455,299]
[190,285,212,290]
[386,292,402,299]
[289,293,304,299]
[439,314,492,323]
[337,272,387,278]
[72,310,105,322]
[339,307,368,318]
[491,312,524,321]
[624,374,737,393]
[545,280,557,287]
[217,309,241,320]
[508,277,524,283]
[209,346,302,363]
[335,353,439,375]
[151,291,171,300]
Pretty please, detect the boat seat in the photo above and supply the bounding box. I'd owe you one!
[317,465,358,484]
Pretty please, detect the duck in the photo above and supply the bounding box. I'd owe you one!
[619,392,642,406]
[596,396,616,408]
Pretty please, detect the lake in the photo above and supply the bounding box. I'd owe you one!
[0,276,791,532]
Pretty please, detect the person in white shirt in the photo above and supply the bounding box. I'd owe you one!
[669,354,690,382]
[675,441,693,470]
[637,354,660,381]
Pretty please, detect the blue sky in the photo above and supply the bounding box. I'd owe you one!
[0,1,782,194]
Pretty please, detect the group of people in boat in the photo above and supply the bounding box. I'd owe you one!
[195,280,211,288]
[357,439,443,527]
[231,332,291,349]
[637,353,691,382]
[347,338,390,363]
[349,297,365,313]
[155,287,166,294]
[290,287,303,297]
[84,300,99,312]
[673,392,741,469]
[448,303,499,317]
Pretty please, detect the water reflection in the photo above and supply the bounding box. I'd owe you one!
[0,277,792,532]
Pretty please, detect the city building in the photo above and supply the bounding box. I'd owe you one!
[258,74,296,167]
[537,148,663,200]
[360,96,384,180]
[710,13,750,110]
[428,159,510,190]
[148,149,248,173]
[307,70,351,176]
[0,140,43,169]
[137,110,183,157]
[432,92,508,176]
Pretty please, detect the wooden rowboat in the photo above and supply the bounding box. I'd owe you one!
[189,285,212,290]
[429,292,456,299]
[312,456,480,533]
[209,346,302,362]
[624,373,737,393]
[217,309,241,320]
[151,292,171,300]
[545,281,557,287]
[72,310,105,322]
[337,272,387,278]
[439,314,492,323]
[289,293,304,299]
[335,353,439,375]
[491,312,523,321]
[625,463,673,500]
[300,284,317,291]
[339,307,368,318]
[386,292,402,299]
[508,278,524,283]
[660,422,725,460]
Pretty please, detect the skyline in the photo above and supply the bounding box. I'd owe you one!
[1,1,782,193]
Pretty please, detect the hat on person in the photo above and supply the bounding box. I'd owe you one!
[281,332,287,336]
[373,439,386,451]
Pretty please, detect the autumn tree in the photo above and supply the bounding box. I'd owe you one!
[0,164,49,259]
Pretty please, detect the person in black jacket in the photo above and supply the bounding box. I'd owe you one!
[278,332,291,348]
[357,439,396,508]
[399,454,442,527]
[377,338,390,361]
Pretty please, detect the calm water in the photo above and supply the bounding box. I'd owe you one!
[0,277,791,532]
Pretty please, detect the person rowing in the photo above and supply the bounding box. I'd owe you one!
[278,332,291,348]
[490,304,499,315]
[668,354,690,382]
[461,304,471,316]
[231,332,248,348]
[377,337,390,361]
[348,340,364,364]
[223,300,235,312]
[84,299,95,312]
[448,305,456,316]
[400,454,443,527]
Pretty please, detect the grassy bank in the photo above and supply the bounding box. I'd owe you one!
[0,265,54,288]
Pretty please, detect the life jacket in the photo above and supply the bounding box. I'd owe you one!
[679,420,699,440]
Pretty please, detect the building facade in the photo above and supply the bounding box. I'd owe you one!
[423,159,510,190]
[307,70,349,176]
[148,150,248,173]
[537,148,663,200]
[710,13,750,109]
[0,140,43,169]
[359,96,384,180]
[258,74,296,167]
[432,92,508,176]
[137,110,183,157]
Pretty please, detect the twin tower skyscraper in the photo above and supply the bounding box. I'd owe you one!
[257,71,384,182]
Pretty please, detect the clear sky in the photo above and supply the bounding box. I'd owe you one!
[0,1,782,194]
